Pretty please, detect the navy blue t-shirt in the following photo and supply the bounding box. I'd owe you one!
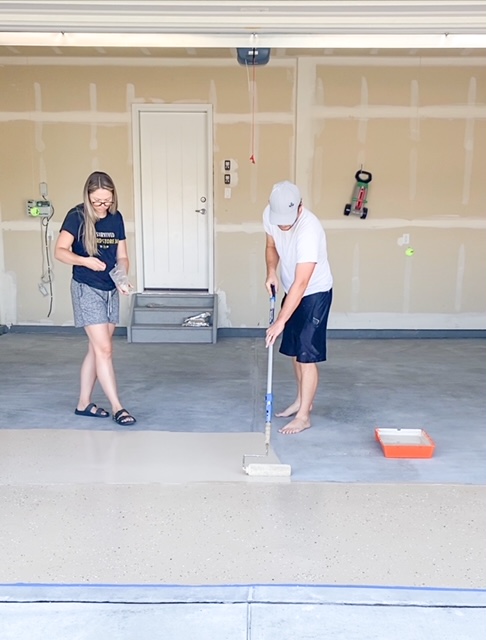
[60,205,127,291]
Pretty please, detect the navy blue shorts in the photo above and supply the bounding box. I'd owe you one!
[279,290,333,363]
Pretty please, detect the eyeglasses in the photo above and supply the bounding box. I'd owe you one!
[91,199,114,207]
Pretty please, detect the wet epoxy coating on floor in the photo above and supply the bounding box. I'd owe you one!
[0,430,286,484]
[1,334,485,637]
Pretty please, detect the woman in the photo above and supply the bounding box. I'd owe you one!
[55,171,136,426]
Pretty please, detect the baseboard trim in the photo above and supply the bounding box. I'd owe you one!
[1,325,485,339]
[217,328,486,339]
[2,325,128,336]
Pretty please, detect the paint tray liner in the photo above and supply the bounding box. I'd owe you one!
[375,428,435,458]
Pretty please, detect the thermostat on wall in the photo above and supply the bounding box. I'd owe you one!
[27,199,52,217]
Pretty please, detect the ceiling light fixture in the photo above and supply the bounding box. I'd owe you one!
[0,32,484,49]
[0,1,484,49]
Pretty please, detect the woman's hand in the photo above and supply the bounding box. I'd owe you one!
[84,257,106,271]
[117,282,133,296]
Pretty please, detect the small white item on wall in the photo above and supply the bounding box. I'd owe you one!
[397,233,410,247]
[224,188,231,199]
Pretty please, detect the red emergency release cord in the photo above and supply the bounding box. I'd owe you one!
[250,62,256,164]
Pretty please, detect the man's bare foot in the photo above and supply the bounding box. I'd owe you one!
[278,417,311,435]
[276,402,313,418]
[275,401,300,418]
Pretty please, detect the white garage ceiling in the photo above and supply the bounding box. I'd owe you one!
[0,1,485,56]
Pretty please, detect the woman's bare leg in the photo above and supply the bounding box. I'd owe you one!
[84,323,124,415]
[77,340,97,411]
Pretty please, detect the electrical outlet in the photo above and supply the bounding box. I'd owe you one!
[224,160,231,171]
[224,174,231,185]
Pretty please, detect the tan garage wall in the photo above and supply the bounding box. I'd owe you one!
[0,54,484,331]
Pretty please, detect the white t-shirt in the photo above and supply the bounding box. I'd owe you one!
[263,205,333,296]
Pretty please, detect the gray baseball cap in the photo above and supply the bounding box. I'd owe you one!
[268,181,301,225]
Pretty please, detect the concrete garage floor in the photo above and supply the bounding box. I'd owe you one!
[1,334,485,484]
[0,333,485,638]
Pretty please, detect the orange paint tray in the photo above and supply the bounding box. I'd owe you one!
[375,428,435,458]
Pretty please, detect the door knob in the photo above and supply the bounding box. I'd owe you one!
[195,208,207,215]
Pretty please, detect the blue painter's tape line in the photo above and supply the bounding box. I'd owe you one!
[1,583,485,593]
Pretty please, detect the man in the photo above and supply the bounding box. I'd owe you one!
[263,180,333,435]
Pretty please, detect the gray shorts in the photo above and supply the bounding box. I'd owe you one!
[71,280,120,328]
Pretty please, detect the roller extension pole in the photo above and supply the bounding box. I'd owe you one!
[243,285,291,477]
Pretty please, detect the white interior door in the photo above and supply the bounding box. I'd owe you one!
[137,108,211,290]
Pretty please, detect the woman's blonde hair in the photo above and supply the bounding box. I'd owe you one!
[81,171,118,256]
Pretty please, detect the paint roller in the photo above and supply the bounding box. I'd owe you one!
[243,285,292,477]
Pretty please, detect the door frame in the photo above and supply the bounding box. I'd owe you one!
[131,103,214,293]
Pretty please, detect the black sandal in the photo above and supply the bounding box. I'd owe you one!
[113,408,137,425]
[75,403,109,418]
